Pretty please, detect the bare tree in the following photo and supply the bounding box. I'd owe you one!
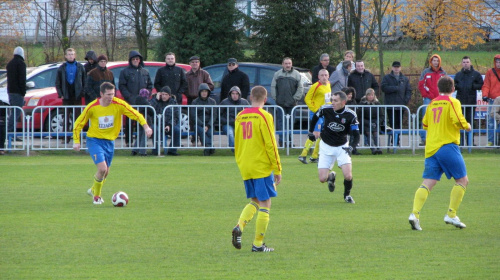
[33,0,94,59]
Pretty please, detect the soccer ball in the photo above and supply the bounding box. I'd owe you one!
[112,191,129,207]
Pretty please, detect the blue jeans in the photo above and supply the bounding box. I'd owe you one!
[276,106,293,145]
[133,126,148,155]
[222,124,235,147]
[195,125,212,147]
[419,97,431,141]
[152,125,181,155]
[7,93,24,132]
[487,99,495,144]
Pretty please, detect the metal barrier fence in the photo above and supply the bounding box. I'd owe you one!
[1,104,499,156]
[1,106,26,152]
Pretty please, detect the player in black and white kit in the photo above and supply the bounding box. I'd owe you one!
[309,91,360,203]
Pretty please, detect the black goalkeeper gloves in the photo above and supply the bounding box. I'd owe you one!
[308,133,316,142]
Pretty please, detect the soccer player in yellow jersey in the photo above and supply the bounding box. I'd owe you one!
[73,82,153,205]
[299,69,331,164]
[231,86,282,252]
[409,76,471,231]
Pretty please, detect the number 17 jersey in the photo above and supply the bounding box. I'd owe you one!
[422,95,469,158]
[235,107,282,180]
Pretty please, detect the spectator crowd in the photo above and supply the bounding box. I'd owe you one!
[1,47,500,156]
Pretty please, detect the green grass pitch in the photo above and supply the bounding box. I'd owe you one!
[1,150,499,279]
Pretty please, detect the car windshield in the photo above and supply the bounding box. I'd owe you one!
[0,67,39,88]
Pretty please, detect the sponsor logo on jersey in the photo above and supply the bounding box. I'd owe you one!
[327,122,345,132]
[98,115,114,129]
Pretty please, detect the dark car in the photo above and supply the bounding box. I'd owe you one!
[204,62,311,126]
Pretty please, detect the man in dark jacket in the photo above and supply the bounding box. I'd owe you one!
[85,54,115,104]
[311,53,335,84]
[347,60,379,103]
[220,58,250,101]
[119,50,152,105]
[191,83,217,156]
[150,86,181,156]
[381,61,412,133]
[220,86,250,150]
[119,50,152,145]
[454,56,484,145]
[55,48,86,143]
[6,46,26,132]
[84,51,98,74]
[154,52,187,104]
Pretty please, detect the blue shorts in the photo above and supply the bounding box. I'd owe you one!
[423,144,466,180]
[309,111,324,132]
[244,174,277,201]
[87,137,115,167]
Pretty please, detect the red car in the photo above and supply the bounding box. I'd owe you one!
[18,61,191,132]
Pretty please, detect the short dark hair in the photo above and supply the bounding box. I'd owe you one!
[462,56,470,60]
[165,52,175,57]
[437,76,454,94]
[355,60,364,67]
[333,91,347,102]
[100,82,115,93]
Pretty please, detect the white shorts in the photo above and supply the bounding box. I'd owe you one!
[317,139,352,169]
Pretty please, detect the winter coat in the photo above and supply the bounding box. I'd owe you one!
[55,61,86,100]
[311,63,335,84]
[6,54,26,96]
[154,63,188,103]
[418,54,446,100]
[219,95,250,126]
[271,67,304,107]
[150,96,179,127]
[186,68,214,99]
[118,50,152,105]
[85,66,115,103]
[359,97,383,133]
[220,67,250,101]
[381,71,412,107]
[329,67,349,93]
[84,51,98,73]
[454,66,484,105]
[481,54,500,100]
[191,83,217,128]
[347,70,379,102]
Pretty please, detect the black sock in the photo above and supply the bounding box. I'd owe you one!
[344,179,353,197]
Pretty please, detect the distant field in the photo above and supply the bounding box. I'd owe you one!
[1,150,499,279]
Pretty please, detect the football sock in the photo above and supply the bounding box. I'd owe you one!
[412,184,430,219]
[92,176,104,197]
[343,179,353,197]
[238,201,259,232]
[300,139,314,157]
[254,207,270,247]
[311,138,320,159]
[448,184,466,218]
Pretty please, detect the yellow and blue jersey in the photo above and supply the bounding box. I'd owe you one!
[422,95,469,158]
[73,97,147,144]
[235,107,282,180]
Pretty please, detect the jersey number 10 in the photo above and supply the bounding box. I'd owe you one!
[240,122,253,139]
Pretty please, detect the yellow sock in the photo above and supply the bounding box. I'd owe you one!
[93,176,104,197]
[254,207,270,247]
[412,184,430,219]
[448,184,466,218]
[300,139,314,157]
[238,201,259,232]
[311,138,320,159]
